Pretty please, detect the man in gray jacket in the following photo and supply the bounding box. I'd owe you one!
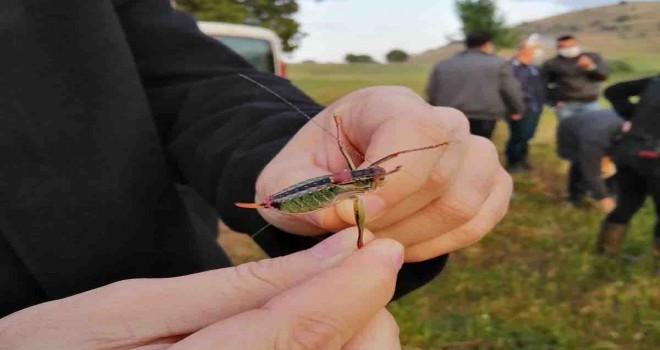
[426,31,524,139]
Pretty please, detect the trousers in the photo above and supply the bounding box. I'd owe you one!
[468,118,497,139]
[555,101,600,120]
[606,147,660,240]
[506,109,542,164]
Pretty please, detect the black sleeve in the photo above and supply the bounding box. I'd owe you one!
[584,53,608,82]
[116,0,448,297]
[604,77,652,120]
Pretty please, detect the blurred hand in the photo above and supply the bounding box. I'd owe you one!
[622,121,632,133]
[509,113,523,121]
[0,228,403,350]
[555,101,565,108]
[255,87,512,262]
[599,197,616,213]
[577,55,595,69]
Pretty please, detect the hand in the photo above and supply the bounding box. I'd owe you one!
[599,197,616,213]
[509,113,522,121]
[577,55,595,70]
[0,228,403,349]
[255,87,512,262]
[622,121,632,133]
[555,101,565,108]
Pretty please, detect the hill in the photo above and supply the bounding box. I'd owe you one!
[409,1,660,65]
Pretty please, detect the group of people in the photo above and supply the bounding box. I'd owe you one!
[426,31,660,271]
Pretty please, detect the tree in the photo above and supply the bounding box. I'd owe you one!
[345,54,377,64]
[177,0,304,52]
[386,49,409,63]
[455,0,517,48]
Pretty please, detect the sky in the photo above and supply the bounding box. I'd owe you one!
[289,0,648,63]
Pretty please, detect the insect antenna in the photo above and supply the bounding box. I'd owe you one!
[238,73,365,162]
[237,73,454,180]
[250,222,272,240]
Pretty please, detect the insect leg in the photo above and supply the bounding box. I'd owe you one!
[333,114,358,171]
[353,196,366,249]
[370,142,450,167]
[385,166,403,176]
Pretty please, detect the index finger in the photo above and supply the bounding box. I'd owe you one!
[170,239,404,350]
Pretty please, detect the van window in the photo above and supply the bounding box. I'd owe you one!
[214,36,275,73]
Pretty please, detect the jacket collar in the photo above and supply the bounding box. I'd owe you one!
[462,48,491,56]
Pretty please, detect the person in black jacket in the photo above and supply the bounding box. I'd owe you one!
[597,75,660,274]
[542,35,608,120]
[0,0,512,347]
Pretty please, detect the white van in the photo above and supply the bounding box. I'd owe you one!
[198,21,286,77]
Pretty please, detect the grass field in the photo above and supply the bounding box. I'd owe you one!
[219,60,660,349]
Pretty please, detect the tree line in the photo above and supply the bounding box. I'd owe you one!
[344,49,410,64]
[179,0,516,59]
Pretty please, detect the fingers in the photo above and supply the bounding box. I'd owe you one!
[170,239,404,350]
[359,104,467,205]
[254,89,472,238]
[30,228,373,345]
[343,309,401,350]
[315,102,471,231]
[404,169,513,262]
[375,136,502,247]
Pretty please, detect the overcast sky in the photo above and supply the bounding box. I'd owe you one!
[289,0,650,62]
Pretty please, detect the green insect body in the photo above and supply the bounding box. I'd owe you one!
[277,179,373,214]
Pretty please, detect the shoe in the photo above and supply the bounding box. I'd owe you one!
[596,221,628,256]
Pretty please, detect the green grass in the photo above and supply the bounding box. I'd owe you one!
[286,60,660,349]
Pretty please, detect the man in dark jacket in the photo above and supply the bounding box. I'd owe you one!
[506,38,546,172]
[0,0,512,344]
[597,75,660,274]
[426,31,524,139]
[542,35,608,120]
[557,109,622,212]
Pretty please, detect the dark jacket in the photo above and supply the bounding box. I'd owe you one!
[511,59,545,113]
[542,52,608,104]
[426,49,524,120]
[557,109,623,199]
[605,75,660,142]
[0,0,447,317]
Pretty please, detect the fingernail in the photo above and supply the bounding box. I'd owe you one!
[308,230,353,259]
[308,228,375,259]
[307,211,324,227]
[363,195,386,220]
[369,239,404,271]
